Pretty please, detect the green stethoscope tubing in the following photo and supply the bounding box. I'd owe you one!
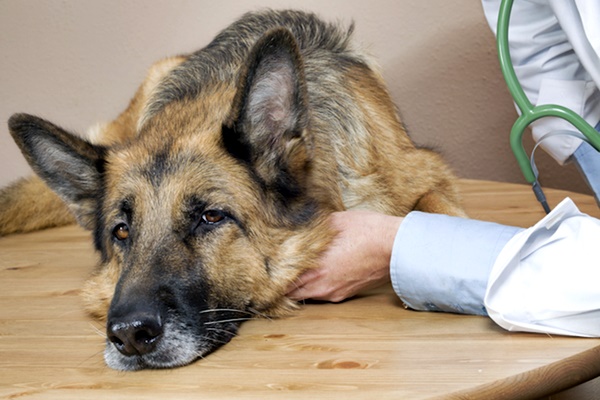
[497,0,600,184]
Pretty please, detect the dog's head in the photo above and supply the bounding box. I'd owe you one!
[8,28,336,370]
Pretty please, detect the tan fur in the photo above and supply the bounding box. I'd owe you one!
[81,86,335,320]
[1,10,465,370]
[0,176,75,235]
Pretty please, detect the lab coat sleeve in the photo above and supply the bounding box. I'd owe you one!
[390,211,523,316]
[485,197,600,337]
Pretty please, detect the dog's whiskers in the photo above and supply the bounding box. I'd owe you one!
[199,306,271,318]
[198,308,255,316]
[204,317,252,325]
[205,327,238,337]
[199,334,230,345]
[88,322,107,338]
[247,306,271,320]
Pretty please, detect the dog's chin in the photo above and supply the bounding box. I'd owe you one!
[104,342,199,371]
[103,322,237,371]
[104,335,200,371]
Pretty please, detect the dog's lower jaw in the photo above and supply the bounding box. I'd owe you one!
[104,338,201,371]
[103,321,238,371]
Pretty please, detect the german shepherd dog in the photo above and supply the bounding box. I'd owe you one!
[0,10,464,370]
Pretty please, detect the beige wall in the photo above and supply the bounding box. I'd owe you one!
[0,0,591,195]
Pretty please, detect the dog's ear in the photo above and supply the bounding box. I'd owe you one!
[225,28,312,195]
[8,113,105,230]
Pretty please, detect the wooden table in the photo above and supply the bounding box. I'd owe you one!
[1,179,599,399]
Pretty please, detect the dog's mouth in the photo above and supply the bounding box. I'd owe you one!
[104,309,251,371]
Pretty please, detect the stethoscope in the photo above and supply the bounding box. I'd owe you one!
[497,0,600,213]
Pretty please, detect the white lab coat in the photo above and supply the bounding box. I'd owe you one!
[482,0,600,164]
[485,197,600,337]
[392,198,600,338]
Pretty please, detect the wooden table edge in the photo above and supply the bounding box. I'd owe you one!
[436,342,600,399]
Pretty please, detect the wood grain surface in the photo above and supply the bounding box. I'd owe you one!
[1,179,599,399]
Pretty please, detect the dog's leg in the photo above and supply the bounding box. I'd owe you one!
[414,189,467,218]
[0,175,75,236]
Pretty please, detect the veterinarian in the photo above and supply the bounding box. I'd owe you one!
[482,0,600,202]
[288,0,600,337]
[287,201,600,338]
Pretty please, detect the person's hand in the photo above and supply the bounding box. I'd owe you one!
[287,210,403,302]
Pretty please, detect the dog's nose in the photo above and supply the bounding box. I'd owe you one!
[107,313,163,357]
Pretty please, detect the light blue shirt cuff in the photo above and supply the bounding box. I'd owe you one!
[390,212,523,316]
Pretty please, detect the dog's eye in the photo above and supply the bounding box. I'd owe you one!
[201,210,226,225]
[113,223,130,241]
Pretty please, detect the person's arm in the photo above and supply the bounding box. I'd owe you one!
[391,212,523,315]
[287,209,522,314]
